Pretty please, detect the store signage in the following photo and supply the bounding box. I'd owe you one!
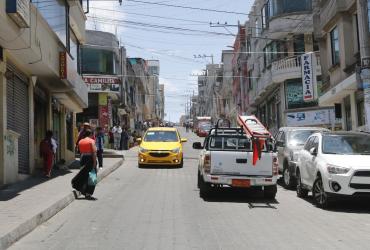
[83,76,121,93]
[286,109,336,127]
[59,52,67,79]
[6,0,30,28]
[301,53,316,102]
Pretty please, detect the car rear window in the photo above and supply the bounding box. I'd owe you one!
[208,136,266,152]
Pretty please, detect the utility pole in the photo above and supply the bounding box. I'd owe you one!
[357,0,370,131]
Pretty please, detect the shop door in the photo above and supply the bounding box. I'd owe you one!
[53,112,62,162]
[6,64,30,174]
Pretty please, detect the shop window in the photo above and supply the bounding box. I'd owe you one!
[33,0,69,48]
[82,48,115,75]
[357,99,365,127]
[285,79,317,109]
[330,26,340,66]
[344,96,352,131]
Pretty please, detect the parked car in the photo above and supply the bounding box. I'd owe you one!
[275,127,329,189]
[296,131,370,208]
[197,123,212,137]
[193,126,279,199]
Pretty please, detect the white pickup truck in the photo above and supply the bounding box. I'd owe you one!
[193,127,279,199]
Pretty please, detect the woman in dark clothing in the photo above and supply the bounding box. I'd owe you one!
[72,129,97,199]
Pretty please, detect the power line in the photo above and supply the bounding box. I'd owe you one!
[124,0,249,16]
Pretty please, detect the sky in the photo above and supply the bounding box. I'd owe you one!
[87,0,254,122]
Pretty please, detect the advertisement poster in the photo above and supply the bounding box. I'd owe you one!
[286,109,336,127]
[83,76,121,93]
[99,106,109,131]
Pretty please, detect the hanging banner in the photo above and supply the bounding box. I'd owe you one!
[301,52,316,102]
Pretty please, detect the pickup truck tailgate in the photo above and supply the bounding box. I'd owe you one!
[210,151,273,176]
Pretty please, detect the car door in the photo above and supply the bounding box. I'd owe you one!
[276,131,285,172]
[306,136,319,187]
[300,137,313,185]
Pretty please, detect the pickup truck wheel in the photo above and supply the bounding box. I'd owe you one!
[296,170,308,198]
[197,170,201,188]
[283,164,296,189]
[199,177,212,198]
[312,176,330,209]
[264,185,277,199]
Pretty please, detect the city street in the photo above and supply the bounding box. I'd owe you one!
[9,128,370,250]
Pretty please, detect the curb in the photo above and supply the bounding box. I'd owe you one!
[0,158,124,250]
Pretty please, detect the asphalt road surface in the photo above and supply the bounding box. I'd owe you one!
[10,128,370,250]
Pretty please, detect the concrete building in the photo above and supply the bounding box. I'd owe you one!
[201,64,222,121]
[78,30,126,131]
[0,0,88,185]
[158,84,165,121]
[219,50,236,122]
[147,60,161,124]
[315,0,367,131]
[245,0,331,135]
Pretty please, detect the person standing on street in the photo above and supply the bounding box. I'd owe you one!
[112,124,122,150]
[76,122,95,151]
[121,127,129,150]
[40,130,55,178]
[95,127,104,169]
[72,129,98,200]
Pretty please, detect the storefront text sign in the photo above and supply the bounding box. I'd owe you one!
[59,52,67,79]
[83,76,121,93]
[286,109,337,127]
[301,53,316,102]
[6,0,30,28]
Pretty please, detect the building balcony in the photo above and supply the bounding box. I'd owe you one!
[317,0,355,31]
[271,53,321,83]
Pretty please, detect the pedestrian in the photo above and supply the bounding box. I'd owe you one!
[40,130,55,178]
[72,129,98,200]
[121,127,129,150]
[96,127,104,169]
[76,122,95,152]
[185,123,189,132]
[108,127,114,149]
[112,124,122,150]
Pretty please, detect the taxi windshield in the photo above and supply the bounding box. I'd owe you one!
[144,131,179,142]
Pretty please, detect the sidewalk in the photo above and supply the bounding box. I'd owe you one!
[0,156,125,250]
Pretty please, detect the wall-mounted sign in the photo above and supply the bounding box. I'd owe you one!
[301,52,316,102]
[286,109,338,127]
[83,76,121,93]
[6,0,30,28]
[59,52,67,79]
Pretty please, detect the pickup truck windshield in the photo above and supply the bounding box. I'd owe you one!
[208,136,266,151]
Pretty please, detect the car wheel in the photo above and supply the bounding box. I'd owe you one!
[177,159,184,168]
[296,170,308,198]
[264,185,277,199]
[283,164,296,189]
[197,170,201,188]
[199,176,212,198]
[312,176,330,209]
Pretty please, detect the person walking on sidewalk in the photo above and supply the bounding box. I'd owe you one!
[72,129,98,200]
[95,127,104,169]
[121,127,129,150]
[112,124,122,150]
[40,130,56,178]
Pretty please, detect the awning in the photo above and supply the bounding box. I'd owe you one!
[319,73,357,106]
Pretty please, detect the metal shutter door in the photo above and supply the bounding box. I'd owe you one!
[6,64,30,174]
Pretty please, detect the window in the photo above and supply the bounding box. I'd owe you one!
[255,20,260,37]
[293,34,305,54]
[69,30,79,72]
[330,26,340,65]
[261,5,268,30]
[82,48,115,74]
[268,0,312,17]
[344,95,352,131]
[368,0,370,31]
[357,99,365,126]
[285,79,317,109]
[248,69,253,90]
[33,0,69,48]
[304,137,314,151]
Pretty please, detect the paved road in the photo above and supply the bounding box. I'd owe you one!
[9,128,370,250]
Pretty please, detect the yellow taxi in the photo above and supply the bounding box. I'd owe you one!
[137,127,187,168]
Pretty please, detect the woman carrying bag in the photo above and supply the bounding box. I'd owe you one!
[72,129,98,200]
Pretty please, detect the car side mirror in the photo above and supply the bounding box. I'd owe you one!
[309,147,317,156]
[136,138,142,144]
[181,138,188,143]
[192,142,202,149]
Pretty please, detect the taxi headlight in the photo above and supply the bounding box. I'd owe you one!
[171,147,180,154]
[139,147,149,153]
[327,164,350,174]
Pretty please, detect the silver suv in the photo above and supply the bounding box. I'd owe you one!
[275,127,329,189]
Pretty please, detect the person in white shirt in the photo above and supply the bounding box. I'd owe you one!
[112,124,122,150]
